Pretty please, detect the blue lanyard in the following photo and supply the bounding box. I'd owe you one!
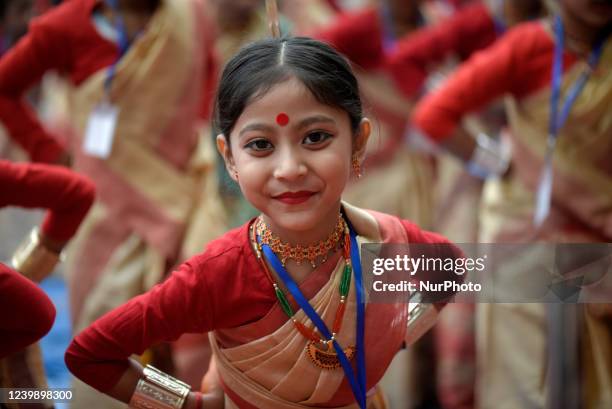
[534,15,605,226]
[103,0,134,94]
[380,2,397,53]
[548,15,604,140]
[260,224,367,409]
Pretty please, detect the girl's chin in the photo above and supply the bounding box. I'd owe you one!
[263,206,342,234]
[264,213,320,232]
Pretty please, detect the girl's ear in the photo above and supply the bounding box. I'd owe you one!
[216,133,239,182]
[353,118,371,162]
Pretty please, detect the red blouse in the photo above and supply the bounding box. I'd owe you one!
[65,212,455,393]
[314,7,384,70]
[0,0,215,163]
[412,21,578,141]
[0,263,56,358]
[0,160,95,241]
[385,2,498,98]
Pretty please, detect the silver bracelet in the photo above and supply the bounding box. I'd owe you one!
[405,292,440,346]
[129,365,191,409]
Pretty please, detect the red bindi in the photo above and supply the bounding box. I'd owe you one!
[276,113,289,126]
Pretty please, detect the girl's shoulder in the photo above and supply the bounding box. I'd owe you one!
[343,202,452,245]
[187,221,255,273]
[180,220,275,328]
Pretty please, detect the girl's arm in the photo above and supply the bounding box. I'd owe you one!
[386,2,498,98]
[410,23,544,162]
[0,160,96,243]
[0,264,56,359]
[1,160,96,281]
[64,255,221,408]
[0,8,72,163]
[104,359,223,409]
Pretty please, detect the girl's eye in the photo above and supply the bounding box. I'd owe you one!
[244,139,273,151]
[303,131,333,146]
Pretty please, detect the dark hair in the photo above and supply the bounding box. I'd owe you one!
[214,37,363,144]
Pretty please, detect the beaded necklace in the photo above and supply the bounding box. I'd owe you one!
[251,215,355,369]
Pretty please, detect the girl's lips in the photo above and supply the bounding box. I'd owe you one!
[273,191,316,205]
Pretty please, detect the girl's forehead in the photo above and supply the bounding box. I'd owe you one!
[236,79,347,126]
[249,78,316,107]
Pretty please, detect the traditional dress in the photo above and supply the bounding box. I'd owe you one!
[0,160,95,409]
[0,0,219,328]
[413,20,612,408]
[66,205,459,408]
[0,0,222,332]
[0,0,221,406]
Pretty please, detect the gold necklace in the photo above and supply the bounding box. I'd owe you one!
[250,217,356,369]
[255,215,346,267]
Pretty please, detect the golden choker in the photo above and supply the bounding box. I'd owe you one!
[255,215,346,267]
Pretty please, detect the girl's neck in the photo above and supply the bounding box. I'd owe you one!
[258,204,345,285]
[561,8,610,57]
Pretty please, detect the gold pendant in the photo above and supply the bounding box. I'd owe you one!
[306,341,356,370]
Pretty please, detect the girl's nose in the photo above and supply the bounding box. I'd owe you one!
[273,147,307,181]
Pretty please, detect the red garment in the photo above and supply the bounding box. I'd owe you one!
[386,2,498,98]
[65,212,455,394]
[0,160,95,241]
[412,22,578,141]
[314,7,384,70]
[0,263,56,359]
[0,0,215,163]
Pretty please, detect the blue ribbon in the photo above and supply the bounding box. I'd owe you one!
[103,0,135,94]
[349,222,367,399]
[534,15,606,225]
[260,223,367,409]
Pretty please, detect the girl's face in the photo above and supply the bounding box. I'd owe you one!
[217,77,370,238]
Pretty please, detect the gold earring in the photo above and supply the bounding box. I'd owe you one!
[352,157,362,179]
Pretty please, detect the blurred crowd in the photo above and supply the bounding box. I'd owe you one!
[0,0,610,408]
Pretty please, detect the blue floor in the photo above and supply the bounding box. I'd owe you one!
[39,275,72,409]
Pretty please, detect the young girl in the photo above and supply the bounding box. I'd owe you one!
[65,37,458,409]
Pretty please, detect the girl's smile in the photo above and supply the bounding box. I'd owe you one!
[217,76,370,245]
[272,190,318,205]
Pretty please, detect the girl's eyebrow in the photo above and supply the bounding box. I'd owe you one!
[296,115,336,130]
[238,115,336,137]
[239,123,274,137]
